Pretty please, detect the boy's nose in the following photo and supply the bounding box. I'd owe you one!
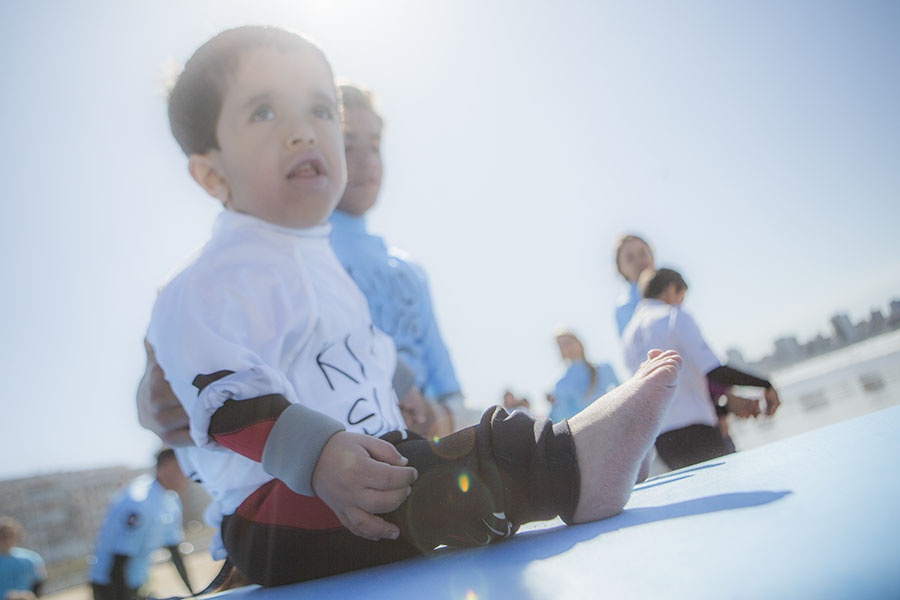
[285,121,316,147]
[286,133,315,147]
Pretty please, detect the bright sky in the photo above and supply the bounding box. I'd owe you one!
[1,0,898,480]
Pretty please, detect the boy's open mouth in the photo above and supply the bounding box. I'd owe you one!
[287,158,324,179]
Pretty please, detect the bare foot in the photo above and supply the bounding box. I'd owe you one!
[568,349,681,523]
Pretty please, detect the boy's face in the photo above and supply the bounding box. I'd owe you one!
[662,284,686,306]
[191,45,346,228]
[618,239,654,283]
[336,107,383,216]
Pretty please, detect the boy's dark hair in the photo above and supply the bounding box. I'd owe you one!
[168,26,321,156]
[155,447,177,468]
[640,268,688,300]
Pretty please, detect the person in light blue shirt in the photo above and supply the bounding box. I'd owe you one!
[329,83,475,436]
[549,330,620,422]
[613,234,655,336]
[0,516,47,600]
[88,449,192,600]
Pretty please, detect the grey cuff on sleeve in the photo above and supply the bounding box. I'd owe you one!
[392,358,416,399]
[261,403,345,496]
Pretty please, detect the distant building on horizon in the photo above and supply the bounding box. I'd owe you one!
[773,336,804,365]
[729,296,900,373]
[831,313,859,345]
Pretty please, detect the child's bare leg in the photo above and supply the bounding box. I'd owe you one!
[568,349,681,523]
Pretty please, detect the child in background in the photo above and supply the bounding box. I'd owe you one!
[622,268,780,469]
[550,330,619,422]
[328,83,477,437]
[0,517,46,600]
[612,233,755,447]
[148,26,683,586]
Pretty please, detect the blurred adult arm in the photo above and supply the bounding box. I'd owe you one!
[412,265,460,397]
[393,358,426,429]
[137,339,193,447]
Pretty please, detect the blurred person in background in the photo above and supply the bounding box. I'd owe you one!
[328,82,480,437]
[501,389,532,414]
[612,233,760,449]
[622,268,781,469]
[613,234,655,337]
[88,449,193,600]
[550,330,619,423]
[0,516,46,600]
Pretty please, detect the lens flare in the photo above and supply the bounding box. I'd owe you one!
[458,472,470,493]
[464,591,477,600]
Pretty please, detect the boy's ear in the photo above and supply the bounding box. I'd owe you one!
[188,153,230,204]
[662,283,683,305]
[660,283,676,304]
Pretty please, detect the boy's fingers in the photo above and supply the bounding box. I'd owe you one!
[334,512,368,540]
[361,436,409,467]
[359,487,411,514]
[345,506,400,541]
[365,461,417,490]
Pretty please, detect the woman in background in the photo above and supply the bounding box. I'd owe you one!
[550,330,619,422]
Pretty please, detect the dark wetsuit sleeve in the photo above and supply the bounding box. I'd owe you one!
[706,365,772,389]
[197,371,345,496]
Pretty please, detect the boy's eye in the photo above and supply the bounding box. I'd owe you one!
[313,105,334,120]
[250,105,275,122]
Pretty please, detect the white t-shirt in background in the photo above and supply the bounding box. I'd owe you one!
[622,299,721,434]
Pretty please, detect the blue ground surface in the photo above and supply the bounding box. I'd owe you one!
[209,405,900,599]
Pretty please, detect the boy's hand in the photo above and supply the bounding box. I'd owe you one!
[137,339,193,447]
[725,392,761,419]
[398,387,427,428]
[312,432,418,541]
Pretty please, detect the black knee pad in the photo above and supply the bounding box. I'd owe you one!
[384,428,511,552]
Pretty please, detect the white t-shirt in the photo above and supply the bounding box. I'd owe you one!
[147,211,405,518]
[622,299,721,434]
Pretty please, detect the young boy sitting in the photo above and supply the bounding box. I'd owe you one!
[148,25,683,586]
[622,268,781,470]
